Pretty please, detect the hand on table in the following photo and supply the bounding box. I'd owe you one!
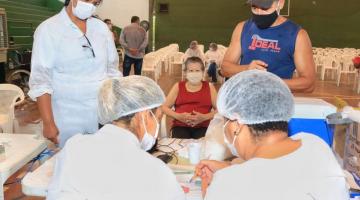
[248,60,268,71]
[43,122,59,144]
[195,160,231,197]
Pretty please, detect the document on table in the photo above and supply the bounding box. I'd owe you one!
[175,172,202,200]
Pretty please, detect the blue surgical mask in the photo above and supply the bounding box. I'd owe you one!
[223,120,240,157]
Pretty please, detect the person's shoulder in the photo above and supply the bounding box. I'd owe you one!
[208,164,250,197]
[35,13,61,35]
[291,132,331,154]
[90,17,109,32]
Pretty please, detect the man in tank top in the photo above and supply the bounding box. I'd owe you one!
[221,0,315,93]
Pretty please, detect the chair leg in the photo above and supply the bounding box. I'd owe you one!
[336,72,341,86]
[321,68,326,81]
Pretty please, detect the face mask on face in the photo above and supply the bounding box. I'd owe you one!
[252,10,278,29]
[72,0,96,20]
[140,111,159,151]
[223,120,240,157]
[251,1,280,29]
[186,72,203,84]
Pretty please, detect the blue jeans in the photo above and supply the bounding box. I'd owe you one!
[207,63,217,82]
[123,54,143,76]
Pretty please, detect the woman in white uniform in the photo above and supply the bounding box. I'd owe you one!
[195,70,348,200]
[47,76,186,200]
[29,0,120,147]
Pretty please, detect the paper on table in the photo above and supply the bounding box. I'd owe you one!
[176,173,202,200]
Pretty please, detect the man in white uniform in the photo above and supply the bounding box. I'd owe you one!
[47,76,186,200]
[195,70,348,200]
[29,0,120,147]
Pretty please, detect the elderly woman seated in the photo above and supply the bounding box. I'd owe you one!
[195,70,348,200]
[47,76,185,200]
[162,57,217,139]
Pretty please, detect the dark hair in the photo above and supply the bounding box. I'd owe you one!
[64,0,70,6]
[131,16,140,23]
[209,43,218,50]
[104,19,111,24]
[184,57,205,71]
[248,121,288,138]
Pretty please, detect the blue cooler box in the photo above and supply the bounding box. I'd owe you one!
[288,97,337,147]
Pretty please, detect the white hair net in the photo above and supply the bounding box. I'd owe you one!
[217,70,294,124]
[98,76,165,125]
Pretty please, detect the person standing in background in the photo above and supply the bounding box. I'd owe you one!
[221,0,315,92]
[29,0,120,147]
[104,18,119,44]
[120,16,148,76]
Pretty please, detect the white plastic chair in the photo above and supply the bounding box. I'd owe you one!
[169,52,185,75]
[0,84,25,133]
[159,115,169,138]
[337,58,357,86]
[354,72,360,94]
[321,57,338,81]
[198,44,205,53]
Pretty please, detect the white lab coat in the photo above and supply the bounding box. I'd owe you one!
[205,133,349,200]
[47,124,186,200]
[29,8,121,147]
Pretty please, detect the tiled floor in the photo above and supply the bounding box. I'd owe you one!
[3,67,360,199]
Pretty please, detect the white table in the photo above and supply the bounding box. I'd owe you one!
[22,138,202,199]
[0,134,47,200]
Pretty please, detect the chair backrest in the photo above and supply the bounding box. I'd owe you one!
[323,57,335,67]
[0,84,25,107]
[198,44,204,53]
[171,52,185,63]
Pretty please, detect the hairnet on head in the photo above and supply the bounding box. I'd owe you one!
[98,76,165,125]
[217,70,294,125]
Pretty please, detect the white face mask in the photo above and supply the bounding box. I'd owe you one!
[140,111,159,151]
[186,72,203,84]
[72,0,96,20]
[223,120,240,157]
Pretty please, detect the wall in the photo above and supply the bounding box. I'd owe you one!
[96,0,149,29]
[155,0,360,51]
[47,0,149,28]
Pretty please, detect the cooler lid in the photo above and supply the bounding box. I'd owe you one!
[293,97,337,119]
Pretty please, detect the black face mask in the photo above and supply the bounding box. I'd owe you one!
[252,10,278,29]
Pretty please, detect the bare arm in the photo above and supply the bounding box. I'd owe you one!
[139,32,149,51]
[221,22,268,77]
[37,94,59,144]
[162,83,181,120]
[283,29,316,93]
[221,22,247,77]
[119,31,128,49]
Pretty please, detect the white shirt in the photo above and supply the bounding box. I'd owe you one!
[184,48,206,62]
[29,8,120,100]
[205,50,223,67]
[47,124,186,200]
[205,133,349,200]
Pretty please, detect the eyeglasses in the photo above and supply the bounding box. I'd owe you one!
[82,35,95,58]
